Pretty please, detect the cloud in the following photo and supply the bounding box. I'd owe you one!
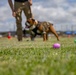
[32,0,76,27]
[0,0,76,31]
[0,1,15,32]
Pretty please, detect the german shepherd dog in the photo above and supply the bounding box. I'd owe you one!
[26,18,60,41]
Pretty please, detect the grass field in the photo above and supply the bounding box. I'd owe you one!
[0,36,76,75]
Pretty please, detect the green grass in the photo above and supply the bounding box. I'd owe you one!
[0,37,76,75]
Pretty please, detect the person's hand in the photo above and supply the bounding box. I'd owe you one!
[28,0,32,6]
[12,11,16,17]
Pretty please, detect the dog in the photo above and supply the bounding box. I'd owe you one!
[26,18,60,41]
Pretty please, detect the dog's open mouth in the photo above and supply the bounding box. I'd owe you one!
[25,22,31,28]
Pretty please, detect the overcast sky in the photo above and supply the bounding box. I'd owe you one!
[0,0,76,32]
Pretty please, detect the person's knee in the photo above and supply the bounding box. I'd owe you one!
[16,16,22,23]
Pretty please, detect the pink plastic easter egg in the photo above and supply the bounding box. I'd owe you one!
[53,43,60,49]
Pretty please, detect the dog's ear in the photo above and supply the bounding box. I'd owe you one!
[31,18,35,22]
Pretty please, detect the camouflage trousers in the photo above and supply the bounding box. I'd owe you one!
[14,1,32,41]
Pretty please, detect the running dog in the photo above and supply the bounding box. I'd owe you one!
[26,18,60,41]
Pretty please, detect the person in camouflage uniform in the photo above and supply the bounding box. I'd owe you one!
[8,0,33,41]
